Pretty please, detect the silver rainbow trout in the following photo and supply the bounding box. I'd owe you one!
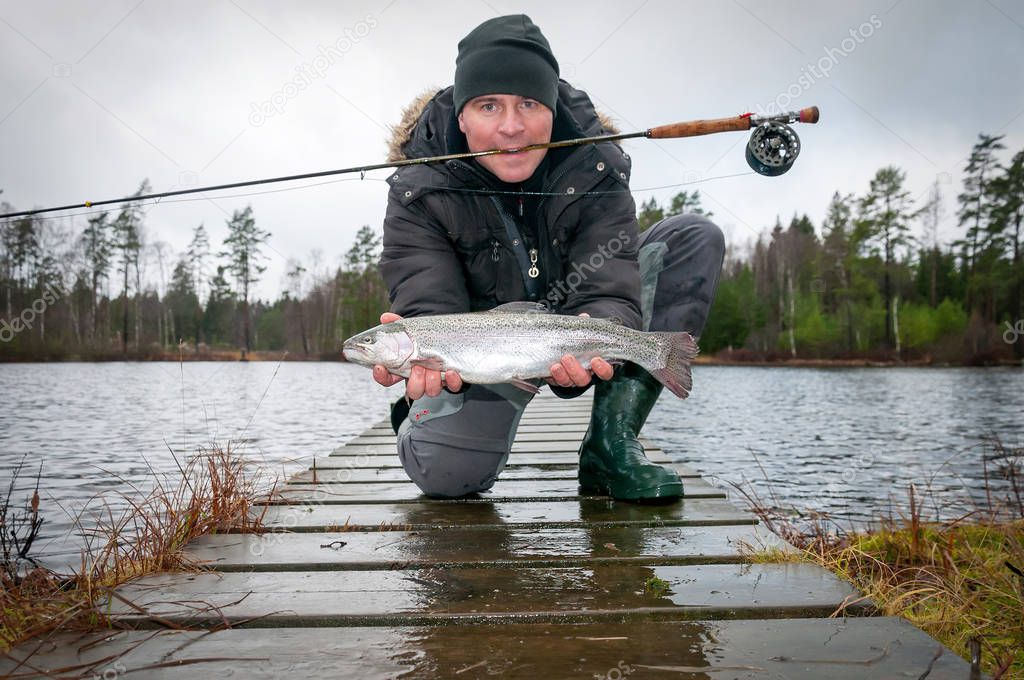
[342,302,699,398]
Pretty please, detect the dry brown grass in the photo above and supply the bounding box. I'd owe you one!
[0,443,280,675]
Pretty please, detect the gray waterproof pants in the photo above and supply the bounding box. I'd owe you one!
[396,214,725,497]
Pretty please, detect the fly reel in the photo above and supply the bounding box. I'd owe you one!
[745,121,801,176]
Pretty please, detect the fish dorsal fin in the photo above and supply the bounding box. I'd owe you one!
[487,301,551,314]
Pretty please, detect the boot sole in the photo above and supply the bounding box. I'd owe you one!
[578,480,684,504]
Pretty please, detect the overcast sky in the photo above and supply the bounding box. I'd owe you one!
[2,0,1023,300]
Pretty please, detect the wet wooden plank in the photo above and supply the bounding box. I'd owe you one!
[184,525,783,571]
[310,456,579,470]
[288,462,702,483]
[104,563,867,626]
[319,451,672,467]
[323,450,675,466]
[252,497,756,531]
[326,440,668,457]
[366,423,590,434]
[2,617,972,680]
[292,466,580,483]
[352,431,596,444]
[264,478,725,504]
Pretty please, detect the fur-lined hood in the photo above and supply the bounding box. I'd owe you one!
[386,82,621,163]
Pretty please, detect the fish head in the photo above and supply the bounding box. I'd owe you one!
[342,323,414,371]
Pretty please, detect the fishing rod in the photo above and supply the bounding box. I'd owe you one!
[0,106,820,220]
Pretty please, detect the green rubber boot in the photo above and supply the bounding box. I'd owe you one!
[578,362,683,502]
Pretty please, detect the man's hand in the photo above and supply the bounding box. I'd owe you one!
[547,355,614,387]
[372,312,463,400]
[545,313,614,388]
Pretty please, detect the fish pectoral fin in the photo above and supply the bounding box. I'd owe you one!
[508,378,541,394]
[410,357,446,371]
[487,301,551,314]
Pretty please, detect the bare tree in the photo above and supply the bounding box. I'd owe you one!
[919,180,946,308]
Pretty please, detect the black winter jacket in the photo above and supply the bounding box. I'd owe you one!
[380,81,643,331]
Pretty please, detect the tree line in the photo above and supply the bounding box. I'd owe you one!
[0,182,386,360]
[691,133,1022,362]
[0,132,1021,362]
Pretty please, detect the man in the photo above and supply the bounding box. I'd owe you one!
[374,14,724,502]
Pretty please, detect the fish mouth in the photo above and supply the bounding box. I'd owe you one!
[341,342,370,364]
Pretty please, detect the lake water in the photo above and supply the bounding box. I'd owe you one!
[1,362,1022,571]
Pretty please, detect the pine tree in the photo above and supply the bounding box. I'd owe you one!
[220,206,270,357]
[667,189,714,219]
[822,192,857,351]
[81,211,112,344]
[956,134,1005,288]
[112,180,149,354]
[203,265,235,346]
[186,224,211,349]
[165,257,200,347]
[990,148,1024,357]
[858,167,917,349]
[636,197,664,233]
[340,225,384,340]
[285,261,309,355]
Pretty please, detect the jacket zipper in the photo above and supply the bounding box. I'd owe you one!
[517,191,539,279]
[488,195,541,299]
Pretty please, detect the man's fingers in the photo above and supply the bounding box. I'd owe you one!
[373,365,403,387]
[374,361,460,398]
[561,354,592,386]
[424,368,442,397]
[445,369,463,392]
[548,362,574,387]
[591,357,615,381]
[380,312,402,324]
[406,365,425,400]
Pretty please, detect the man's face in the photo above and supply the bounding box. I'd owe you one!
[458,94,554,183]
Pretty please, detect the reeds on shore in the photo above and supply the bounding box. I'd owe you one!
[0,443,279,675]
[733,436,1024,679]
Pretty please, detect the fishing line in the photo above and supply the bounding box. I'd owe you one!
[0,106,819,221]
[9,171,755,224]
[6,176,377,224]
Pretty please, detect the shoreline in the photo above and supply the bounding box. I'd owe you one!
[1,352,1021,368]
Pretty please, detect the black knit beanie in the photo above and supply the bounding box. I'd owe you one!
[454,15,560,114]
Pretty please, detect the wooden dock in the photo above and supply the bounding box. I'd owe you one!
[3,391,976,678]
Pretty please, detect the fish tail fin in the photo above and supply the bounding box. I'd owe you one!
[646,332,699,399]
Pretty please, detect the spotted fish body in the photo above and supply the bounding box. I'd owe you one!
[342,303,698,398]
